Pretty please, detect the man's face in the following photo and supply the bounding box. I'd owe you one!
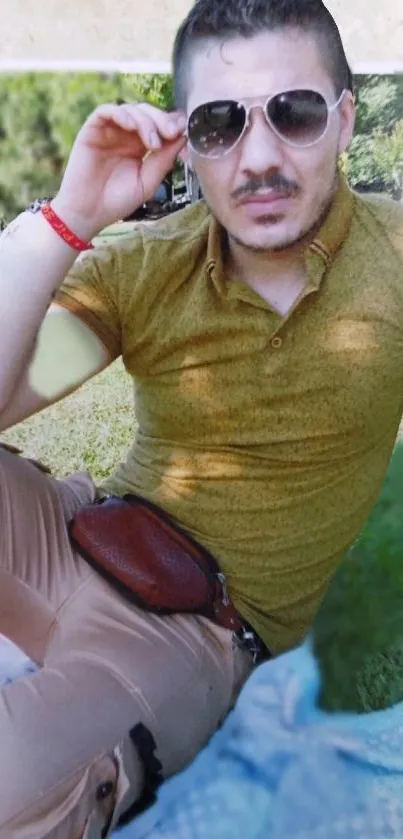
[184,29,355,253]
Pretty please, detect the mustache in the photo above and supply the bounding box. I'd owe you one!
[233,174,299,200]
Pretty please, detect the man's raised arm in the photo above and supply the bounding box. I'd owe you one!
[0,101,187,428]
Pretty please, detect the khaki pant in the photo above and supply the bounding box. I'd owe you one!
[0,447,253,838]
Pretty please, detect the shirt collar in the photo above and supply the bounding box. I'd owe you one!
[206,173,356,296]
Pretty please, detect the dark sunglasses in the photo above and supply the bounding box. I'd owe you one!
[186,88,346,157]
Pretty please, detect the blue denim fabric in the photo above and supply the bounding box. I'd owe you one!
[117,641,403,839]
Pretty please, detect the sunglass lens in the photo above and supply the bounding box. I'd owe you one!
[188,101,246,157]
[267,90,328,145]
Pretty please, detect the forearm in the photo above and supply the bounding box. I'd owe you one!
[0,209,82,412]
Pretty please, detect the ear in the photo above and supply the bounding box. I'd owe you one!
[337,91,356,155]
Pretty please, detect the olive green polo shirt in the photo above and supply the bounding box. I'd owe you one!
[56,177,403,654]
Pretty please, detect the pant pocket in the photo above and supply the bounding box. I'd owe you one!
[0,755,118,839]
[100,735,146,836]
[80,753,121,839]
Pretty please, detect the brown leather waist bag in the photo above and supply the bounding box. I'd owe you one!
[69,493,244,632]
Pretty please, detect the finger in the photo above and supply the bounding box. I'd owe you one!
[141,133,188,201]
[88,103,186,157]
[88,104,160,153]
[125,103,187,145]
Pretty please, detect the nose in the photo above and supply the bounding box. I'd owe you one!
[238,106,285,174]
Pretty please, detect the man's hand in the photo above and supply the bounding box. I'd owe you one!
[51,102,188,240]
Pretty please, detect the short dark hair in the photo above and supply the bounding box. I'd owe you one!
[172,0,353,109]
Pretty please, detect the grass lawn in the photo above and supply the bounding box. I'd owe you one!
[3,359,403,714]
[2,359,135,482]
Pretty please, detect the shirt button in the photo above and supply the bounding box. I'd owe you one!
[270,336,282,349]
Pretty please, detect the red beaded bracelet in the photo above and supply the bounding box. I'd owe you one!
[41,203,94,252]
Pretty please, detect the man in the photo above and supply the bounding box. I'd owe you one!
[0,0,402,836]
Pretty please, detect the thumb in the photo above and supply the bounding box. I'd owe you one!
[141,135,187,201]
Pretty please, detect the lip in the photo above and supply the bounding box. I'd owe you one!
[238,191,295,216]
[238,190,295,206]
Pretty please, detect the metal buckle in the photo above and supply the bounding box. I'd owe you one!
[234,627,258,664]
[216,571,230,605]
[26,198,52,214]
[234,626,271,665]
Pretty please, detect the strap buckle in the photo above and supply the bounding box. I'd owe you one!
[216,571,230,605]
[234,625,272,665]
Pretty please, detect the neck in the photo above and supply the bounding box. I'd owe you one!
[226,237,307,284]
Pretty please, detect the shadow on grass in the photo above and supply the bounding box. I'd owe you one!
[313,440,403,713]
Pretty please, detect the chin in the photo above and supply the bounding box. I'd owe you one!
[231,222,304,253]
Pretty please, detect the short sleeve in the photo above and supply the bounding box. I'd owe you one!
[54,237,139,361]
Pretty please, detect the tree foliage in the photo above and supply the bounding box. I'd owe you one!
[372,120,403,200]
[345,74,403,195]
